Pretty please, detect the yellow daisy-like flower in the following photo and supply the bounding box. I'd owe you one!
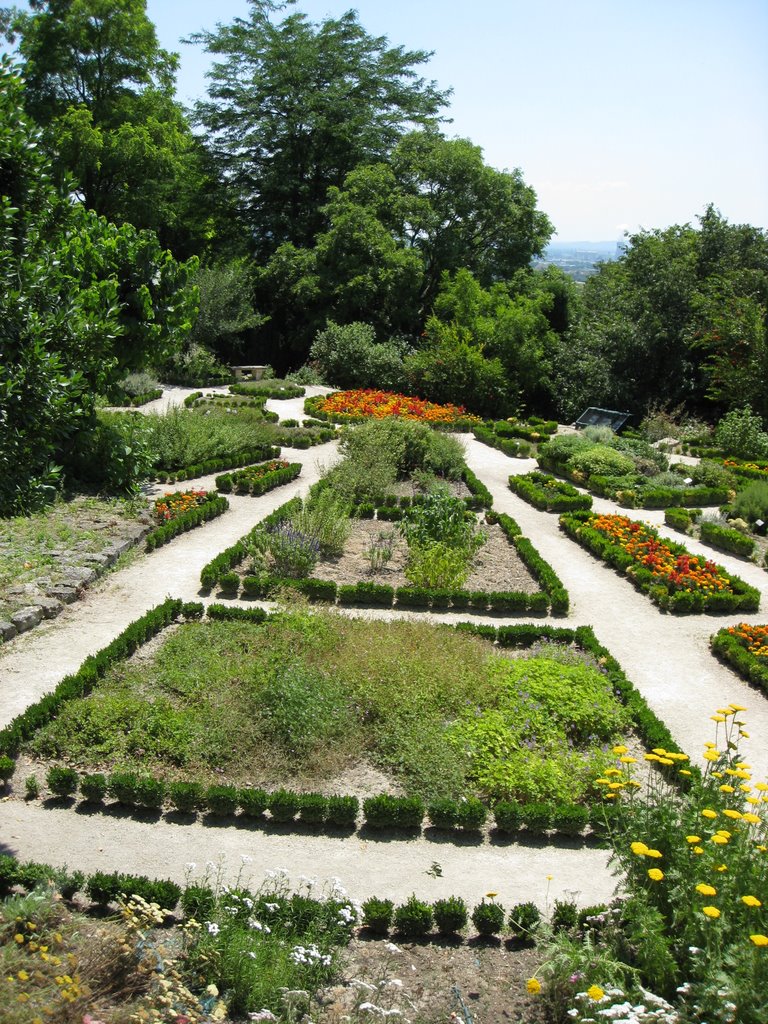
[719,785,735,794]
[485,892,498,899]
[686,835,701,844]
[693,846,704,854]
[711,834,729,845]
[750,934,768,946]
[679,769,692,776]
[620,756,637,764]
[13,935,23,944]
[702,906,721,918]
[648,868,664,881]
[740,784,752,793]
[729,703,746,712]
[526,978,542,994]
[696,884,717,896]
[703,751,719,762]
[701,809,718,819]
[742,813,761,824]
[586,985,605,1001]
[755,782,768,792]
[723,809,743,819]
[17,971,29,982]
[715,864,728,872]
[612,745,628,755]
[742,895,762,907]
[631,842,650,856]
[717,830,732,837]
[711,714,726,723]
[646,848,663,858]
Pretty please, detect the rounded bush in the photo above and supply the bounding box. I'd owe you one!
[298,792,328,825]
[433,896,468,935]
[238,787,269,818]
[508,901,541,943]
[0,754,15,782]
[133,776,166,810]
[181,883,216,922]
[427,798,458,829]
[394,895,433,938]
[268,789,301,823]
[327,794,359,828]
[471,900,505,937]
[80,773,108,803]
[169,781,204,813]
[362,896,394,934]
[493,801,522,833]
[205,784,239,816]
[455,797,487,831]
[46,765,79,798]
[551,898,579,933]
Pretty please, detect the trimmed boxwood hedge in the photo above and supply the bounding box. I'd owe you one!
[230,381,305,399]
[473,425,533,458]
[153,444,281,484]
[509,471,592,513]
[559,510,760,614]
[711,627,768,697]
[699,521,756,558]
[145,493,229,551]
[215,462,301,495]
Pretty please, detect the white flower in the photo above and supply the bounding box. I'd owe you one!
[206,921,220,935]
[241,854,253,863]
[185,862,197,870]
[265,902,280,912]
[248,1011,277,1022]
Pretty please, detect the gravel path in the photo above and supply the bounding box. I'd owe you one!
[1,427,767,907]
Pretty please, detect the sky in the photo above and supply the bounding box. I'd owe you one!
[16,0,768,240]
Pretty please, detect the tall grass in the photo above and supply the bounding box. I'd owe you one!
[144,409,277,470]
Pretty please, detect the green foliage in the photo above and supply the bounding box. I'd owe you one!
[310,321,408,390]
[363,795,424,829]
[290,489,352,556]
[187,260,264,360]
[362,897,394,934]
[471,899,505,937]
[0,754,14,782]
[403,543,473,590]
[144,409,276,472]
[404,331,510,419]
[79,773,107,803]
[699,520,756,557]
[732,480,768,523]
[433,896,468,935]
[715,406,768,458]
[551,898,579,934]
[508,901,541,942]
[205,784,238,816]
[258,660,352,758]
[569,444,636,479]
[24,775,40,800]
[393,895,433,938]
[159,342,232,387]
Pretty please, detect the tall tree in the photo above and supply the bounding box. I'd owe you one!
[2,0,212,254]
[191,1,450,259]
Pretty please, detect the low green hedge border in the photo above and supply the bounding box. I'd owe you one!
[154,444,281,484]
[473,426,532,458]
[215,462,302,496]
[200,496,303,589]
[699,521,756,559]
[664,507,702,533]
[0,598,184,757]
[230,381,306,400]
[145,494,229,551]
[110,388,163,407]
[710,627,768,698]
[559,510,760,614]
[509,470,593,513]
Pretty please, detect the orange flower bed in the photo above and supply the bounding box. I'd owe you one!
[317,389,481,425]
[153,489,210,525]
[723,459,768,476]
[590,514,731,595]
[726,623,768,660]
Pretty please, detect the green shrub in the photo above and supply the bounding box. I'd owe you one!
[108,771,140,806]
[433,896,468,935]
[569,444,636,479]
[0,754,14,782]
[715,406,768,459]
[326,794,359,828]
[508,901,541,943]
[552,803,589,837]
[551,897,579,933]
[80,773,108,803]
[218,570,241,594]
[133,776,166,810]
[522,803,554,835]
[363,795,424,829]
[394,895,433,938]
[238,787,269,818]
[362,897,394,934]
[455,797,487,831]
[298,792,328,825]
[169,781,204,814]
[86,870,123,906]
[25,776,40,800]
[404,542,473,590]
[310,322,408,391]
[700,520,756,557]
[493,801,523,833]
[268,789,301,823]
[427,797,458,829]
[290,489,352,556]
[732,480,768,524]
[181,883,216,921]
[205,784,239,816]
[471,899,505,937]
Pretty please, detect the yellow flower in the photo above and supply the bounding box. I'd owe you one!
[702,906,721,918]
[686,835,701,844]
[612,745,628,755]
[648,868,664,881]
[527,978,542,994]
[485,892,498,899]
[17,971,29,982]
[740,784,752,792]
[630,842,649,856]
[701,809,717,819]
[693,847,704,854]
[696,884,717,896]
[652,748,667,756]
[711,714,726,723]
[750,934,768,946]
[13,934,23,944]
[717,829,732,837]
[646,849,663,859]
[729,703,746,712]
[679,769,692,776]
[755,782,768,792]
[711,834,729,845]
[723,809,743,819]
[586,985,605,1001]
[742,895,762,907]
[719,785,735,793]
[742,813,761,824]
[703,751,719,762]
[715,863,728,872]
[620,756,637,764]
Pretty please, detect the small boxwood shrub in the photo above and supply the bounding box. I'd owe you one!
[433,896,468,935]
[298,792,328,825]
[268,789,301,822]
[108,771,139,806]
[133,776,166,810]
[363,795,424,830]
[522,803,553,835]
[552,803,589,837]
[86,870,123,906]
[362,897,394,934]
[238,787,269,818]
[493,801,523,833]
[551,897,579,933]
[326,794,359,828]
[205,784,239,816]
[0,754,14,783]
[218,571,240,594]
[471,899,505,937]
[80,773,108,803]
[455,797,487,831]
[427,798,458,829]
[508,901,541,943]
[394,895,433,938]
[169,781,204,814]
[700,520,756,557]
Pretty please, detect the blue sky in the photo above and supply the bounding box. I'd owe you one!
[18,1,768,240]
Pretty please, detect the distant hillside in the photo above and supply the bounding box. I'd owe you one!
[535,240,623,281]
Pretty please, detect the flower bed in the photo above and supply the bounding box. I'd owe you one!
[509,471,593,513]
[723,457,768,480]
[146,490,229,550]
[710,623,768,696]
[305,389,481,429]
[215,460,301,495]
[559,511,760,613]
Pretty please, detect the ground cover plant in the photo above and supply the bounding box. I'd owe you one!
[305,389,482,428]
[532,709,768,1024]
[560,511,761,613]
[711,623,768,696]
[20,608,632,809]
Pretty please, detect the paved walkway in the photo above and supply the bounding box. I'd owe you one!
[1,424,766,906]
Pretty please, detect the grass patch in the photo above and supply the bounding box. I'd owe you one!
[26,609,627,804]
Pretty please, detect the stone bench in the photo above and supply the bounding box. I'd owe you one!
[231,365,268,381]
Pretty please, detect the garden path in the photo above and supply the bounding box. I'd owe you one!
[1,426,767,906]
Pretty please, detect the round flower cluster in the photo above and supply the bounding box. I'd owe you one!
[318,389,481,425]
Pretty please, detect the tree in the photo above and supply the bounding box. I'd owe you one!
[191,1,450,259]
[2,0,212,253]
[0,59,196,513]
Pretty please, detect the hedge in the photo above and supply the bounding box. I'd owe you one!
[699,521,756,558]
[145,494,229,551]
[473,426,532,459]
[710,627,768,698]
[215,462,301,496]
[153,444,280,484]
[0,599,183,757]
[230,381,305,399]
[509,471,592,513]
[111,387,163,407]
[664,507,701,533]
[559,511,760,614]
